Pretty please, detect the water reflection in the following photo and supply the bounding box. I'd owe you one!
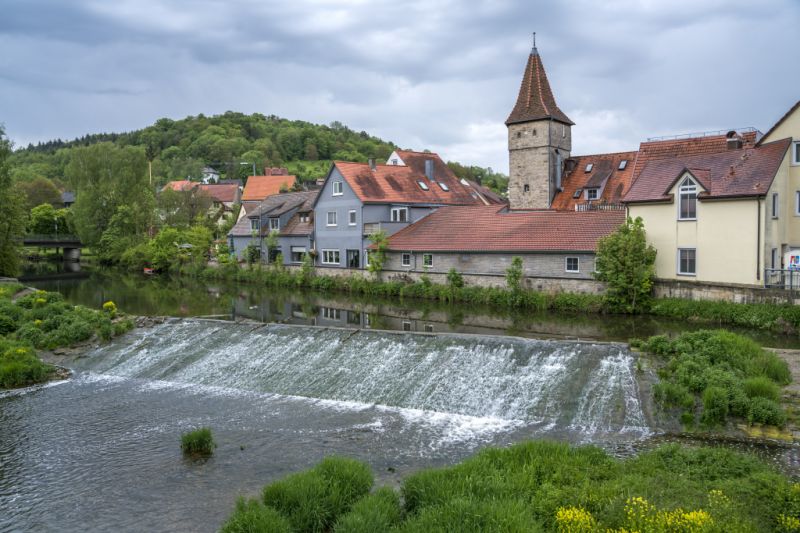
[25,267,800,348]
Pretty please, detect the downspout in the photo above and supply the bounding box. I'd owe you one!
[547,118,552,207]
[757,197,761,282]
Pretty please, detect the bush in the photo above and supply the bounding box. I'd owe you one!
[748,397,787,427]
[653,382,694,409]
[333,487,402,533]
[181,427,215,456]
[398,497,541,532]
[701,386,729,426]
[262,456,373,532]
[0,341,52,388]
[102,300,117,318]
[446,268,464,290]
[743,376,781,402]
[220,497,291,533]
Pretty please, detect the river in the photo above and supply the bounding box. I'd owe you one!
[1,266,798,532]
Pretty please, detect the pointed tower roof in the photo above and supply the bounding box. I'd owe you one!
[506,46,574,126]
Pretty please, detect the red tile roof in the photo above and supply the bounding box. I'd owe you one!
[551,151,637,210]
[624,138,792,203]
[198,183,239,203]
[242,175,297,201]
[162,180,196,192]
[384,205,625,252]
[506,50,573,126]
[333,154,498,206]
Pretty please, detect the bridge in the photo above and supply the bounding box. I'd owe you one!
[22,234,83,261]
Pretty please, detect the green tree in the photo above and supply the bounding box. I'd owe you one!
[594,216,657,314]
[16,177,62,210]
[28,204,70,235]
[66,143,154,247]
[0,128,27,276]
[367,230,388,277]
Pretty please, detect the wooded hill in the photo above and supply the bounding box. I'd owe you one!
[8,112,508,193]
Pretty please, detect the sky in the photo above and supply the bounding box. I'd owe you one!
[1,0,799,173]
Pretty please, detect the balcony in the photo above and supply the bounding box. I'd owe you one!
[574,202,626,212]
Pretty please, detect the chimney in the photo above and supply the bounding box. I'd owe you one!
[424,159,434,181]
[726,131,743,150]
[368,158,376,171]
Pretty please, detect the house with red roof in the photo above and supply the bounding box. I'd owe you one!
[240,169,297,216]
[312,152,503,269]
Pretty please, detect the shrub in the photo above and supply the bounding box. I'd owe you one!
[701,386,729,426]
[0,341,52,388]
[743,376,781,402]
[446,268,464,290]
[181,427,215,456]
[0,313,16,335]
[748,397,787,427]
[262,456,373,532]
[653,382,694,409]
[102,300,117,318]
[220,497,291,533]
[398,497,541,532]
[333,487,402,533]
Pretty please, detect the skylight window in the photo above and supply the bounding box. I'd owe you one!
[618,160,628,170]
[417,181,429,191]
[572,189,582,199]
[585,163,593,172]
[438,182,450,191]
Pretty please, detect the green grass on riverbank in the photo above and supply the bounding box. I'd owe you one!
[181,263,800,334]
[222,440,800,532]
[0,285,133,388]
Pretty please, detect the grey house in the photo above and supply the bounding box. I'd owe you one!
[313,151,504,269]
[227,190,317,262]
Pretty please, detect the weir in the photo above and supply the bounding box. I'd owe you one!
[74,320,650,439]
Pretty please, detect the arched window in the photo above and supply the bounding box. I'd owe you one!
[678,176,697,220]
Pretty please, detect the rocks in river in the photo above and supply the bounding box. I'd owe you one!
[134,316,168,328]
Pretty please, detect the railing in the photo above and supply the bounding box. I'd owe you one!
[574,203,625,212]
[22,234,82,245]
[764,269,800,290]
[646,126,758,142]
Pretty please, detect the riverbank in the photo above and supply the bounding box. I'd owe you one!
[173,262,800,334]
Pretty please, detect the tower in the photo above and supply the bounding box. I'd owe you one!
[506,38,574,209]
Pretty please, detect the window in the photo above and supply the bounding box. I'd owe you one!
[250,218,259,230]
[402,321,412,331]
[391,207,408,222]
[618,160,628,170]
[401,253,411,267]
[346,249,360,268]
[796,191,800,216]
[391,158,398,165]
[772,193,779,218]
[586,188,598,200]
[585,163,593,172]
[348,210,357,225]
[364,250,370,267]
[523,184,530,192]
[290,247,306,263]
[326,211,337,226]
[572,188,582,199]
[299,213,310,223]
[565,257,579,273]
[332,181,343,196]
[793,141,800,165]
[438,182,450,191]
[424,324,434,333]
[561,124,566,138]
[321,249,340,264]
[268,218,280,231]
[771,248,778,269]
[322,307,341,320]
[678,176,697,220]
[422,253,433,268]
[417,181,429,191]
[678,248,696,275]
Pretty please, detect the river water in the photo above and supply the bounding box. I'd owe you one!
[1,267,798,532]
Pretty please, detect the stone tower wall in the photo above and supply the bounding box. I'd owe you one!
[508,120,571,209]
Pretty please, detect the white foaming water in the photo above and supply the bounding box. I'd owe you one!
[75,320,651,440]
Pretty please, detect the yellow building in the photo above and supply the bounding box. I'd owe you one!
[624,103,799,288]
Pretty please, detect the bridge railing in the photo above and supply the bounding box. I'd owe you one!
[22,234,82,244]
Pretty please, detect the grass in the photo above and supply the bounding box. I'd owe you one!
[0,288,134,389]
[180,427,216,456]
[222,440,800,532]
[634,330,791,428]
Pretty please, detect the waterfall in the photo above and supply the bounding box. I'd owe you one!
[74,320,650,439]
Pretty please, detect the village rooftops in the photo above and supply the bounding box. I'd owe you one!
[551,151,637,210]
[228,190,317,237]
[624,137,792,203]
[242,174,298,202]
[161,181,239,204]
[331,154,502,207]
[383,205,625,253]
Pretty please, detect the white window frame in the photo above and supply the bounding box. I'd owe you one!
[268,218,280,231]
[321,249,340,265]
[678,176,698,221]
[364,249,370,267]
[795,191,800,216]
[772,192,779,219]
[250,218,259,230]
[299,213,310,223]
[326,211,337,227]
[677,248,696,276]
[565,257,579,273]
[585,188,598,201]
[348,210,357,226]
[332,181,343,196]
[793,141,800,165]
[422,253,433,268]
[401,253,411,267]
[391,207,408,222]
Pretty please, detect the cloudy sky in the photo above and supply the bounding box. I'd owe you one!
[1,0,798,172]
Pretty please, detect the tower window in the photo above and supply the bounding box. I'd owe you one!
[523,184,530,193]
[585,163,593,172]
[532,128,537,136]
[561,124,566,138]
[516,131,522,138]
